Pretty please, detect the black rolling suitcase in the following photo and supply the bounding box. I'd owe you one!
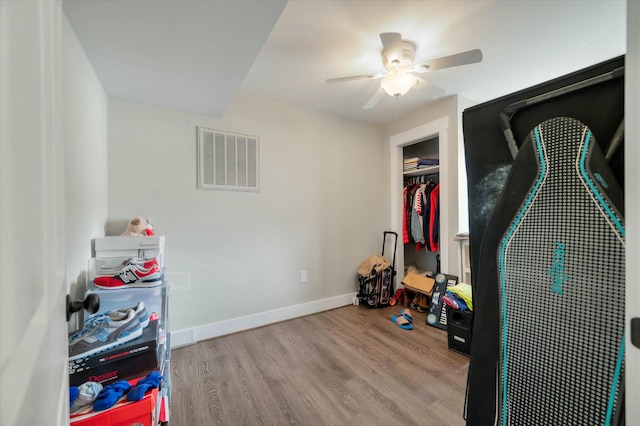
[356,231,398,308]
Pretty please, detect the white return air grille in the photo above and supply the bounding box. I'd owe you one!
[197,127,259,192]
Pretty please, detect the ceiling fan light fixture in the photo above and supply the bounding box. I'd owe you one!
[380,69,418,97]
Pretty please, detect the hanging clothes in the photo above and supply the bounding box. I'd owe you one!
[421,181,436,251]
[403,178,439,252]
[411,184,426,246]
[402,187,409,244]
[428,183,440,252]
[404,184,419,243]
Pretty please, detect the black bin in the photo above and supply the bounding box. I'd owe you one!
[446,309,473,356]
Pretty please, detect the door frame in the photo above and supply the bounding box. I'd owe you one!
[0,0,68,424]
[625,0,638,421]
[389,116,451,278]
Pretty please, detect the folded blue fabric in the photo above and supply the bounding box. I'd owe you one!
[93,381,132,411]
[445,290,469,311]
[446,290,469,311]
[127,371,163,401]
[417,158,439,166]
[70,386,79,408]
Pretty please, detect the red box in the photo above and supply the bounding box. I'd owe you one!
[70,387,157,426]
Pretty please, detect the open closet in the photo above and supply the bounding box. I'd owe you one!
[402,136,440,276]
[389,113,463,301]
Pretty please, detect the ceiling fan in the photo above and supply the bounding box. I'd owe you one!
[326,32,483,109]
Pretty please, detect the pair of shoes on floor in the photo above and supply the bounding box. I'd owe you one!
[94,371,163,411]
[94,258,162,289]
[410,294,430,313]
[69,302,151,361]
[391,308,414,330]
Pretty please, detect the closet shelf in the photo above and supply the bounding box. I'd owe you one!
[403,165,439,177]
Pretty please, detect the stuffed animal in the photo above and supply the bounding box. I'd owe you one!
[121,216,154,236]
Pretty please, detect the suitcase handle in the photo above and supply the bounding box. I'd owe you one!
[382,231,398,273]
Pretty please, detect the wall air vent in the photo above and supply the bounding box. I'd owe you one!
[197,126,259,192]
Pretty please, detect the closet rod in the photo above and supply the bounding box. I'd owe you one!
[405,173,439,185]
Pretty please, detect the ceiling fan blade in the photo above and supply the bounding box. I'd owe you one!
[326,72,386,84]
[415,49,483,72]
[380,32,403,64]
[363,89,386,109]
[414,76,446,98]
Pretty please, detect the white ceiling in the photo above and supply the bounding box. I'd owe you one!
[63,0,626,126]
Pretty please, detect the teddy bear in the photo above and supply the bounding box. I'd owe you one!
[121,216,155,236]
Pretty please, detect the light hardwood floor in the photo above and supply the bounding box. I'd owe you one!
[170,305,469,425]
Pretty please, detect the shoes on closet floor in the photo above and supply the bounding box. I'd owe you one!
[415,294,429,313]
[410,294,420,310]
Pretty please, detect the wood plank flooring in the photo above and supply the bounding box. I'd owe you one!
[170,305,469,426]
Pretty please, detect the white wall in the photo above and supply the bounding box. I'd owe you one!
[62,15,108,301]
[107,93,388,335]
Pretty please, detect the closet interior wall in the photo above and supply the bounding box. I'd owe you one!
[402,136,439,275]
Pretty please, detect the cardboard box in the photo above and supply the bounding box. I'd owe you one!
[401,273,435,296]
[94,236,165,259]
[69,320,161,386]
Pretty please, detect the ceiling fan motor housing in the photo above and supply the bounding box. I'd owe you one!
[383,41,415,72]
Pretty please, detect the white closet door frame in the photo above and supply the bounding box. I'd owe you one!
[389,116,451,277]
[626,0,639,421]
[0,1,68,424]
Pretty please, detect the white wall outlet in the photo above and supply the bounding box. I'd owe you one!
[300,270,307,283]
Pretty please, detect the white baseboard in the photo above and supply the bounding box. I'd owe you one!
[170,293,354,349]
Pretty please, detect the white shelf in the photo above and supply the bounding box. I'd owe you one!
[403,165,439,176]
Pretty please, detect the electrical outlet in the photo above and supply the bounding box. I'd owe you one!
[300,270,307,283]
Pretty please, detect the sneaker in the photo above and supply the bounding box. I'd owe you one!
[410,294,420,310]
[94,264,162,289]
[416,294,429,313]
[69,301,151,345]
[69,310,143,361]
[96,257,159,277]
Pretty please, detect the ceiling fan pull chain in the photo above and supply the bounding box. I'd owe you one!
[395,95,400,120]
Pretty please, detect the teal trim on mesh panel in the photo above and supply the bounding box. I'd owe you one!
[605,336,625,426]
[578,130,625,426]
[578,130,625,237]
[498,125,547,424]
